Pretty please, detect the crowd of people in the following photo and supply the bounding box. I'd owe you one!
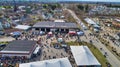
[0,30,81,67]
[0,56,29,67]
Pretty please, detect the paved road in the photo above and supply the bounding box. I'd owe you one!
[66,9,120,67]
[100,23,120,52]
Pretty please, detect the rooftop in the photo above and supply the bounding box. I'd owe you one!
[0,40,36,54]
[70,46,101,66]
[33,22,78,29]
[19,57,72,67]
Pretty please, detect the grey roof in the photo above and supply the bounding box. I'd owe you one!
[2,40,36,52]
[33,22,78,29]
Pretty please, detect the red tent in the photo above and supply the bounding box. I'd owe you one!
[48,32,52,35]
[47,32,53,36]
[69,31,76,35]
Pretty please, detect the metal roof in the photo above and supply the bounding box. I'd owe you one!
[1,40,36,52]
[33,22,78,29]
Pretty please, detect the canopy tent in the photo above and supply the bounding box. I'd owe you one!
[46,32,53,39]
[69,31,76,35]
[84,18,96,25]
[48,32,53,35]
[77,31,84,36]
[58,38,63,43]
[54,20,65,22]
[19,57,72,67]
[39,31,45,35]
[70,46,101,67]
[115,19,120,22]
[10,31,21,36]
[15,25,31,30]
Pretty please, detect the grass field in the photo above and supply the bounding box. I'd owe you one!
[66,41,111,67]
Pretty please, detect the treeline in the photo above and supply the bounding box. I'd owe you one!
[42,4,61,10]
[2,6,13,9]
[77,4,89,12]
[107,4,120,8]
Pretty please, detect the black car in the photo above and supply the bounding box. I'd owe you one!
[0,44,6,47]
[0,31,5,35]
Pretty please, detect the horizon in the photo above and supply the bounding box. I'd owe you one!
[0,0,120,3]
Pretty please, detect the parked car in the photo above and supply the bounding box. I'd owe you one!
[0,31,5,35]
[0,44,6,47]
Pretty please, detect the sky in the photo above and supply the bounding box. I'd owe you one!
[0,0,120,3]
[60,0,120,2]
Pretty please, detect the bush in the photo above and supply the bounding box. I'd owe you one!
[77,5,84,10]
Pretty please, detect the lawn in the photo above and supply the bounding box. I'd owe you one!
[66,41,111,67]
[0,41,9,45]
[0,41,9,50]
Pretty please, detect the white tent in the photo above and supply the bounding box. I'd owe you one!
[19,57,72,67]
[39,31,45,35]
[58,38,63,43]
[54,20,65,22]
[115,19,120,22]
[48,32,53,35]
[84,18,96,25]
[15,25,31,30]
[70,46,101,67]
